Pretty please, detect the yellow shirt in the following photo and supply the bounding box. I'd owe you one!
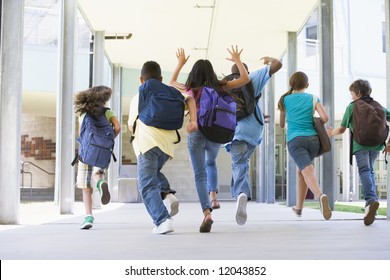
[128,94,184,158]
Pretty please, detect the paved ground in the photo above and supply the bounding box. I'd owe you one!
[1,200,389,260]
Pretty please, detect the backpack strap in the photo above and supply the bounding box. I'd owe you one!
[71,155,78,166]
[174,130,181,144]
[312,94,317,115]
[111,151,117,162]
[253,95,264,125]
[349,131,354,165]
[130,116,138,143]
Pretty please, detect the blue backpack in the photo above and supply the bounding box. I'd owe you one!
[138,79,185,130]
[72,108,116,169]
[197,87,237,144]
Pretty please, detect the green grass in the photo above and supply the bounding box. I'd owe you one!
[303,202,387,216]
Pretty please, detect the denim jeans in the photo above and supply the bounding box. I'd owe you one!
[287,136,319,170]
[137,147,172,226]
[188,131,221,211]
[230,140,256,199]
[354,150,379,205]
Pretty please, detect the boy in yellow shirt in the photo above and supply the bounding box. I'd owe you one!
[128,61,197,234]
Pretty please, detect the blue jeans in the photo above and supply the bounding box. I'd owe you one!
[354,150,379,206]
[137,147,172,226]
[229,140,256,200]
[287,136,319,170]
[188,131,221,211]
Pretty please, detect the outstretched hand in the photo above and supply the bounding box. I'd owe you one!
[176,48,190,66]
[260,56,273,65]
[226,45,243,63]
[326,126,334,137]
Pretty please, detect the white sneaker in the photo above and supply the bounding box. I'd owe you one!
[163,193,179,217]
[235,193,248,225]
[364,200,379,226]
[153,218,174,234]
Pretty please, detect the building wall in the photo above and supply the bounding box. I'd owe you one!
[20,0,388,201]
[21,114,56,188]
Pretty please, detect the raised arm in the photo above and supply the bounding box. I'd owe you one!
[261,56,282,76]
[223,45,250,90]
[170,48,190,86]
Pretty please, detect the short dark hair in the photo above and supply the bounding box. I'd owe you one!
[141,61,161,81]
[231,63,249,74]
[349,79,372,97]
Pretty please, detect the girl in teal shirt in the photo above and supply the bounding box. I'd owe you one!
[278,71,332,220]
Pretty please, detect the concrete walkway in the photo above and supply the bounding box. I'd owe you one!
[1,200,389,260]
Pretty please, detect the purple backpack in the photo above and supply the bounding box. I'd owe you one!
[197,87,237,144]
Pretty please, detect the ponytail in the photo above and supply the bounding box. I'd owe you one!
[277,88,293,112]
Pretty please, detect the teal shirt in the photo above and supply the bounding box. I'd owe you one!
[284,93,319,142]
[340,103,390,153]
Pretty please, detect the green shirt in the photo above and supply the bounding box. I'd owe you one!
[79,109,115,124]
[340,103,390,153]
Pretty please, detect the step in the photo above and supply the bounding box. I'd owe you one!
[20,187,83,202]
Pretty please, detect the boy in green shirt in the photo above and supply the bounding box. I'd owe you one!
[328,79,390,226]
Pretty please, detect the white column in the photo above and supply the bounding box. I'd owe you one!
[108,64,122,202]
[91,31,105,208]
[256,91,266,202]
[0,0,25,224]
[319,0,335,209]
[93,31,105,86]
[56,0,76,214]
[385,0,390,220]
[286,31,298,207]
[265,78,276,203]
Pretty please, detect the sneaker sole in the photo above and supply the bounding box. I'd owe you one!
[154,229,174,234]
[320,195,332,220]
[169,200,179,217]
[364,201,379,226]
[153,227,174,234]
[236,195,248,226]
[80,223,93,230]
[100,181,111,205]
[199,219,214,233]
[292,207,302,217]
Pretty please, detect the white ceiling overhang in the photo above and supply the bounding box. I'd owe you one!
[78,0,318,75]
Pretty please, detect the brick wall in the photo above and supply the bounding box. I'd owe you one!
[20,113,200,201]
[21,114,56,188]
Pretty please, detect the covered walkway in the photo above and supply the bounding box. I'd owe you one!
[1,201,389,260]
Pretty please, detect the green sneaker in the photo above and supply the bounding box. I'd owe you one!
[96,179,110,205]
[80,215,94,230]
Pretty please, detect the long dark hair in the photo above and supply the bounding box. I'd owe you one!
[74,85,112,117]
[277,71,308,112]
[185,59,230,103]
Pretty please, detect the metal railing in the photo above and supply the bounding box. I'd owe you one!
[20,161,55,200]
